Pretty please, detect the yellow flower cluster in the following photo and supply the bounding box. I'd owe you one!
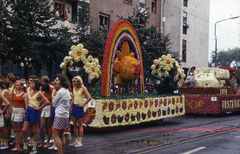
[60,56,74,74]
[70,44,88,62]
[151,54,177,77]
[83,55,102,80]
[176,69,186,84]
[59,43,101,80]
[83,95,185,128]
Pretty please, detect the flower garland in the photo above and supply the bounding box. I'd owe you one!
[83,95,185,127]
[151,54,185,84]
[59,43,101,80]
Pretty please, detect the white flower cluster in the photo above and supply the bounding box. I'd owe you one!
[60,43,101,79]
[83,55,101,80]
[151,54,185,83]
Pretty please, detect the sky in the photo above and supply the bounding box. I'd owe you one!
[209,0,240,60]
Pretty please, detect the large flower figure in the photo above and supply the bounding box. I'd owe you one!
[160,54,175,72]
[84,58,101,80]
[151,54,184,84]
[70,43,88,62]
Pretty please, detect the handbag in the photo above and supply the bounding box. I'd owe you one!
[64,132,71,144]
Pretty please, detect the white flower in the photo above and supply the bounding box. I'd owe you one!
[71,43,88,62]
[60,62,67,69]
[84,60,101,80]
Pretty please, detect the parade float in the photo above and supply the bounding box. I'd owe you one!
[60,20,185,128]
[178,67,240,114]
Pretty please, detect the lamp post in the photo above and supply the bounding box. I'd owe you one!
[214,16,240,67]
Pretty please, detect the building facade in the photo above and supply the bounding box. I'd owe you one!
[1,0,209,79]
[89,0,209,70]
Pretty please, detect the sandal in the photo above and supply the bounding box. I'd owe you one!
[43,143,50,148]
[10,145,20,151]
[37,143,44,148]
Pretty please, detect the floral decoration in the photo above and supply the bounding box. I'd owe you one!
[151,54,185,84]
[101,20,144,97]
[83,57,102,80]
[82,95,185,128]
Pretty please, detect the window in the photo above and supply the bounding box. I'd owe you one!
[123,0,132,4]
[183,12,188,34]
[183,0,188,7]
[99,13,110,29]
[140,0,145,8]
[182,40,186,62]
[152,0,156,13]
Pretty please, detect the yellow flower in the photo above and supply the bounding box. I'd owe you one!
[151,58,162,75]
[84,59,101,80]
[60,62,67,69]
[161,54,174,70]
[71,43,88,62]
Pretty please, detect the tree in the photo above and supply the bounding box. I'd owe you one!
[117,6,179,80]
[2,0,72,78]
[209,47,240,68]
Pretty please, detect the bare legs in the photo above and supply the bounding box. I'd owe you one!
[53,130,65,154]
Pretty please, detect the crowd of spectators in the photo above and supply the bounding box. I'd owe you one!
[110,83,157,94]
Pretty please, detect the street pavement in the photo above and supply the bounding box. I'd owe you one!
[1,112,240,154]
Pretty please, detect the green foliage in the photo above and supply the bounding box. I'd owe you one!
[1,0,72,78]
[209,47,240,69]
[74,1,109,66]
[117,6,179,80]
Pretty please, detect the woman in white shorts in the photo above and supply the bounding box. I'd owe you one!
[10,80,28,151]
[38,83,52,148]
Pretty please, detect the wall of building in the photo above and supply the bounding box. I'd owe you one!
[89,0,161,31]
[163,0,209,69]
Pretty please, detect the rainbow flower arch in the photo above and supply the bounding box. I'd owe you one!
[101,20,144,97]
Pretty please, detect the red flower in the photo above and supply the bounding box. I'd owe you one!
[125,113,129,122]
[122,101,127,110]
[172,98,175,105]
[180,97,183,104]
[134,64,141,75]
[176,106,179,114]
[111,114,117,124]
[167,107,170,115]
[134,101,138,109]
[154,99,158,107]
[83,108,96,125]
[158,109,161,117]
[109,102,114,112]
[144,100,148,108]
[164,99,167,106]
[136,112,140,121]
[147,110,151,118]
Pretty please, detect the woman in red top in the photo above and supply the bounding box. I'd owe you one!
[10,80,28,151]
[38,83,52,148]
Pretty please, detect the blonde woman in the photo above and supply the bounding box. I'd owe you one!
[0,79,10,150]
[69,76,91,147]
[10,80,28,151]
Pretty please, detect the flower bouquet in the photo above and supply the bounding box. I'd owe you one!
[60,43,102,84]
[151,54,185,93]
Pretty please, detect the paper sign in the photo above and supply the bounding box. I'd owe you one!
[88,100,96,108]
[211,97,217,101]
